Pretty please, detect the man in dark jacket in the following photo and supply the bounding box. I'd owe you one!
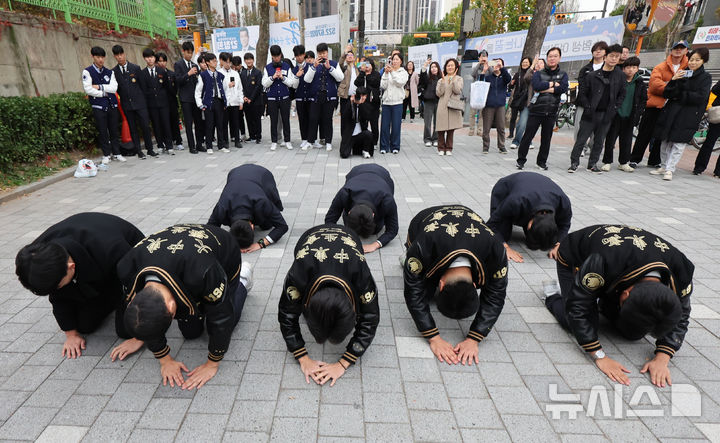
[174,41,204,154]
[574,41,608,147]
[279,224,379,386]
[111,45,155,158]
[479,58,512,153]
[140,48,174,155]
[111,224,250,389]
[516,47,569,170]
[325,164,397,252]
[338,87,375,158]
[403,205,508,365]
[569,44,626,173]
[602,56,647,171]
[208,164,287,253]
[487,172,572,263]
[547,224,693,387]
[156,52,184,151]
[15,213,145,358]
[241,53,264,143]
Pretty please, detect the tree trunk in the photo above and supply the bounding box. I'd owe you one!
[521,0,554,60]
[257,0,270,66]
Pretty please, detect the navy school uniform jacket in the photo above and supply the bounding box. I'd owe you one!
[241,67,263,105]
[29,213,145,331]
[113,62,147,111]
[279,224,379,366]
[404,205,508,343]
[557,224,694,358]
[140,66,170,109]
[487,171,572,244]
[174,58,200,104]
[207,164,288,243]
[117,224,242,362]
[325,164,398,247]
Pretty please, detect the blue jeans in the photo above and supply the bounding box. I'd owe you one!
[380,104,403,151]
[512,107,529,146]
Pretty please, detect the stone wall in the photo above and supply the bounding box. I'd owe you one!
[0,11,180,97]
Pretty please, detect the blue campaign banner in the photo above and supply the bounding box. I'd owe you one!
[465,17,625,66]
[213,28,242,52]
[407,41,459,72]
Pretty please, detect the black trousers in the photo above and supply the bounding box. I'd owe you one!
[544,263,576,330]
[204,98,226,150]
[603,115,634,165]
[176,278,247,340]
[237,107,246,136]
[402,96,415,119]
[268,98,291,143]
[245,101,262,141]
[296,100,311,141]
[180,101,204,152]
[148,106,173,151]
[308,96,336,144]
[226,105,242,145]
[508,107,520,137]
[168,99,182,145]
[124,107,154,154]
[361,103,380,146]
[92,107,121,156]
[630,107,662,165]
[340,128,374,158]
[340,98,352,143]
[517,113,555,166]
[694,122,720,174]
[570,112,612,168]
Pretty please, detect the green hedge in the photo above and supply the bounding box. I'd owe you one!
[0,92,96,172]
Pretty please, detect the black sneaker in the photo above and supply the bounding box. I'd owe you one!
[589,166,604,173]
[499,147,508,154]
[516,161,524,170]
[137,152,146,160]
[537,163,548,170]
[256,139,261,144]
[692,170,702,175]
[147,150,159,157]
[189,149,198,154]
[482,149,489,154]
[648,164,661,169]
[628,162,637,168]
[567,164,578,173]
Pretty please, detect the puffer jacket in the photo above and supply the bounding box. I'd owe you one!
[647,54,689,109]
[654,65,712,143]
[480,67,512,108]
[380,68,409,106]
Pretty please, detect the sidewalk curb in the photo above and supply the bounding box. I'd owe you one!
[0,166,77,205]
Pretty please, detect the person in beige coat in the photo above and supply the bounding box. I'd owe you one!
[435,58,464,155]
[403,61,419,122]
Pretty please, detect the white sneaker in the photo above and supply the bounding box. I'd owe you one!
[286,142,294,150]
[301,143,308,151]
[649,167,666,175]
[380,150,387,154]
[300,140,308,148]
[600,163,611,172]
[529,144,535,150]
[618,163,635,172]
[313,142,323,149]
[425,141,432,147]
[410,119,414,123]
[102,156,111,165]
[392,149,399,154]
[445,151,452,156]
[175,144,184,150]
[240,262,253,292]
[663,171,673,181]
[542,279,561,299]
[270,143,277,151]
[326,143,333,151]
[510,143,518,149]
[280,141,286,147]
[291,110,296,117]
[438,150,445,156]
[113,155,127,162]
[220,147,231,153]
[168,149,175,155]
[432,141,438,147]
[207,148,214,154]
[363,150,371,159]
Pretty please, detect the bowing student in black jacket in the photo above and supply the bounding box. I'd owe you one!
[325,164,398,253]
[338,86,375,158]
[111,45,156,158]
[547,225,694,387]
[487,171,572,263]
[208,164,287,253]
[279,224,379,386]
[15,213,145,359]
[140,48,174,155]
[403,205,508,365]
[156,52,183,150]
[112,224,251,389]
[174,41,205,154]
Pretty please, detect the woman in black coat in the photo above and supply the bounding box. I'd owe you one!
[652,48,711,181]
[507,57,533,139]
[355,60,381,147]
[693,80,720,177]
[418,61,442,146]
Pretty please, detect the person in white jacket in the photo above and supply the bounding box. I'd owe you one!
[262,45,299,151]
[379,53,409,154]
[225,55,246,149]
[83,46,125,164]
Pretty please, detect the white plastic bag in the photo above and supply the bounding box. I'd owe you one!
[74,159,98,178]
[470,80,490,110]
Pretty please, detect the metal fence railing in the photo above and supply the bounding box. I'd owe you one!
[7,0,178,39]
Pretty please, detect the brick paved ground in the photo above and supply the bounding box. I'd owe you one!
[1,115,719,442]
